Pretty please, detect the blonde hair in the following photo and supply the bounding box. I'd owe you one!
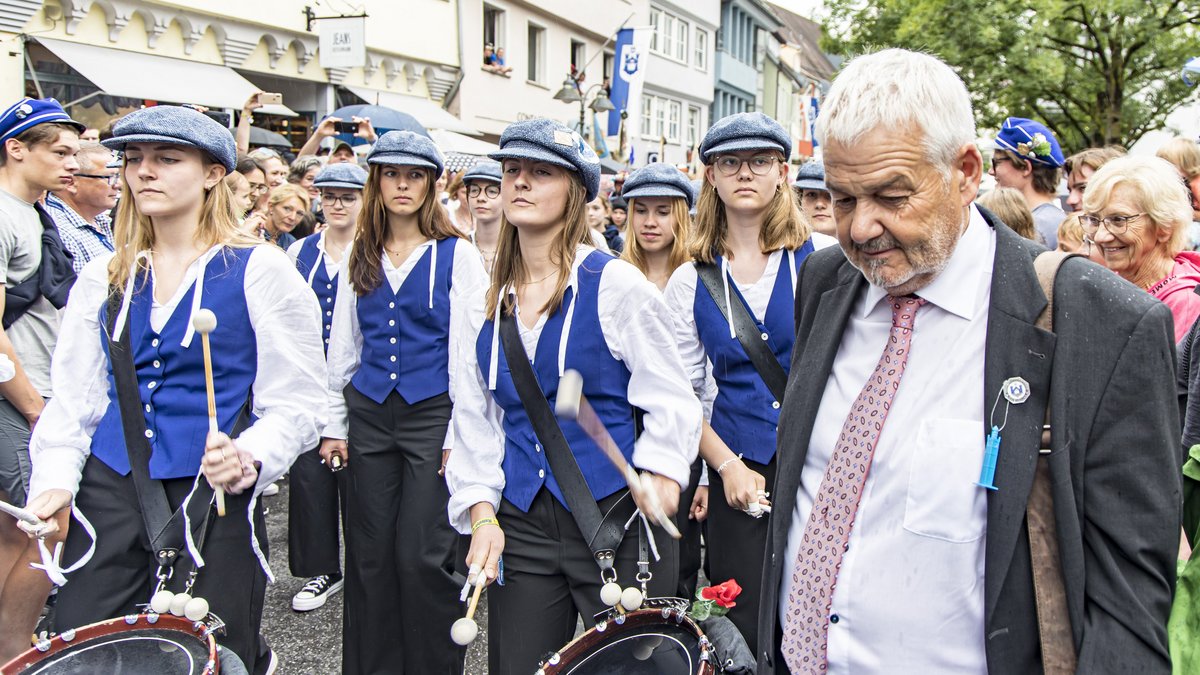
[1057,212,1085,253]
[108,154,259,291]
[977,187,1038,242]
[688,168,811,263]
[621,196,692,275]
[1082,155,1192,257]
[267,183,310,211]
[485,177,590,318]
[1157,138,1200,180]
[348,164,462,295]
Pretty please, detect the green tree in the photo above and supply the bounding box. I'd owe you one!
[821,0,1200,152]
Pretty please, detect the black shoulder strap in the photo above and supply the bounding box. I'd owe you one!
[497,312,632,557]
[105,289,211,567]
[694,261,788,402]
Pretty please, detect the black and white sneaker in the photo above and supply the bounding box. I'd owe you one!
[291,573,343,612]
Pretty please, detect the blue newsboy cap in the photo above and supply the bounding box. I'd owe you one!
[700,112,791,164]
[102,106,237,172]
[462,159,502,184]
[621,162,695,209]
[0,98,84,143]
[994,117,1064,168]
[792,161,827,191]
[488,118,601,201]
[368,130,445,176]
[313,162,367,190]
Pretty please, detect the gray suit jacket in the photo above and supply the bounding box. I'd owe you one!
[757,212,1180,674]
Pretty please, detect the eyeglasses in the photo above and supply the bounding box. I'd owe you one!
[712,154,780,177]
[468,184,501,199]
[248,183,269,195]
[1079,213,1146,235]
[76,173,120,187]
[320,193,359,207]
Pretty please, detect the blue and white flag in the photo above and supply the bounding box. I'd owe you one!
[607,27,652,146]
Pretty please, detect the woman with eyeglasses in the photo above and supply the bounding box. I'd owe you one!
[461,160,503,274]
[1081,155,1200,343]
[662,112,837,650]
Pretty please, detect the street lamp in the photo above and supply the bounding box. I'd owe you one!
[554,74,614,140]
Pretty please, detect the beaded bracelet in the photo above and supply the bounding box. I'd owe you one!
[716,453,744,475]
[471,517,500,533]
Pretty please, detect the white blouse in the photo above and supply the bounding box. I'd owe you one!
[323,238,489,445]
[444,245,703,534]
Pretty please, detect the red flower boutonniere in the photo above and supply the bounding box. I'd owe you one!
[689,578,742,621]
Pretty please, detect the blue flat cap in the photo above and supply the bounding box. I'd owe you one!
[0,98,84,143]
[621,162,695,209]
[700,112,790,164]
[368,130,445,175]
[102,106,236,172]
[792,161,827,191]
[489,118,601,201]
[462,159,502,184]
[313,162,367,190]
[994,117,1064,168]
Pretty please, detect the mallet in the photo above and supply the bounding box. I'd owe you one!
[555,370,681,540]
[191,309,225,517]
[450,575,485,646]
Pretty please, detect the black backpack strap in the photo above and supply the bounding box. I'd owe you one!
[497,312,633,567]
[694,261,788,402]
[105,288,213,569]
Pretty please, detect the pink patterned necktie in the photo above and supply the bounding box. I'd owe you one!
[782,295,926,673]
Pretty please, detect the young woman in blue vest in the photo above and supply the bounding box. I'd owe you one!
[322,130,487,675]
[662,112,837,651]
[22,105,327,675]
[445,119,702,675]
[618,163,709,599]
[284,162,366,613]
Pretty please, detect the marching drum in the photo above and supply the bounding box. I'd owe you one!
[1,613,220,675]
[537,599,716,675]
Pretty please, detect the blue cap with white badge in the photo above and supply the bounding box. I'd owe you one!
[489,118,601,201]
[102,105,237,172]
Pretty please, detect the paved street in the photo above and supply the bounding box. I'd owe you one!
[260,477,489,674]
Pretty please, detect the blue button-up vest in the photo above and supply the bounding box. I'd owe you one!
[351,237,458,405]
[294,234,338,353]
[91,247,258,479]
[694,242,814,464]
[477,251,635,512]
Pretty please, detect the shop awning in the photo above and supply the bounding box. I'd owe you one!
[345,86,476,135]
[37,37,298,117]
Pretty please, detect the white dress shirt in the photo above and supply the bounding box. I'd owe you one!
[444,246,703,534]
[781,206,994,673]
[663,234,839,415]
[28,244,328,500]
[323,239,489,445]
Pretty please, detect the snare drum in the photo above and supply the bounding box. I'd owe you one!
[1,613,219,675]
[537,599,715,675]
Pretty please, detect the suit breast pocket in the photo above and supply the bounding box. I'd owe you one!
[903,418,987,543]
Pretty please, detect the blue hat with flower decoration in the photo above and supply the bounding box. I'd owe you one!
[994,117,1064,168]
[0,97,84,143]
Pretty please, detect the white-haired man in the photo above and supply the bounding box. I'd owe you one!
[758,49,1177,674]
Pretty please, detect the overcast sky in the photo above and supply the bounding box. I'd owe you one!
[766,0,826,20]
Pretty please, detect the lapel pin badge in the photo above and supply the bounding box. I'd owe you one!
[979,376,1030,491]
[1002,377,1030,405]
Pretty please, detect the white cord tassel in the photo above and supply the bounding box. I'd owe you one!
[487,286,506,391]
[112,251,150,342]
[31,507,97,586]
[720,257,736,339]
[622,508,662,563]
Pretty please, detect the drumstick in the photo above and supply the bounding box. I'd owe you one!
[555,370,682,540]
[450,577,485,645]
[192,309,225,517]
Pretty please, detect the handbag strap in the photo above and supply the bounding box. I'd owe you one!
[694,262,788,402]
[105,289,213,569]
[1028,250,1078,674]
[497,312,634,566]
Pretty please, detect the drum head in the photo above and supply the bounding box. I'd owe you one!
[541,607,712,675]
[4,615,217,675]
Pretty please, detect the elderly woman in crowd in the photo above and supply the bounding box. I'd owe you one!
[257,183,310,250]
[1083,155,1200,342]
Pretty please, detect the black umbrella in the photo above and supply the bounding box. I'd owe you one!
[240,126,291,149]
[328,104,430,145]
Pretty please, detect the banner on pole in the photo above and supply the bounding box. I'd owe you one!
[607,27,652,152]
[319,16,366,69]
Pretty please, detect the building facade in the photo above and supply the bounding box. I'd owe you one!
[0,0,469,148]
[711,0,781,122]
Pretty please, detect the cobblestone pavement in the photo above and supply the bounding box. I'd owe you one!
[260,477,489,674]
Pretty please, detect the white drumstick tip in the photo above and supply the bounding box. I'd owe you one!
[555,370,584,419]
[191,308,218,334]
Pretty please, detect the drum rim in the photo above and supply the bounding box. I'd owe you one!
[0,613,219,675]
[537,606,715,675]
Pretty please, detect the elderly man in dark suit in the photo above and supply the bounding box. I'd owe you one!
[758,48,1179,674]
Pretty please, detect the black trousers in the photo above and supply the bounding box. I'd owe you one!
[341,387,464,675]
[287,446,346,578]
[55,455,270,673]
[706,455,776,654]
[677,459,704,599]
[488,488,680,675]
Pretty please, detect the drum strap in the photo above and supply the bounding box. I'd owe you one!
[499,312,635,574]
[105,289,216,571]
[694,262,788,403]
